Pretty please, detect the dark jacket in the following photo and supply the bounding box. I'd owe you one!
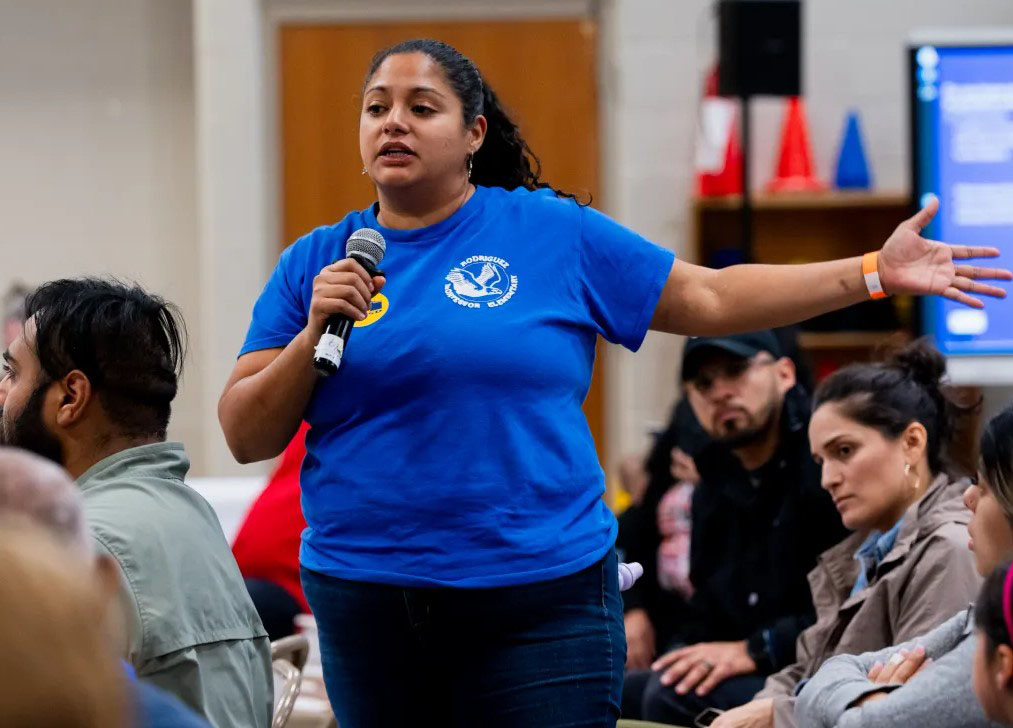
[619,398,709,647]
[674,387,847,673]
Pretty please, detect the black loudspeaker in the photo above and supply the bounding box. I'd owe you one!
[718,0,801,97]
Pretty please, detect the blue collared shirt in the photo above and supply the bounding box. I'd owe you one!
[850,518,904,596]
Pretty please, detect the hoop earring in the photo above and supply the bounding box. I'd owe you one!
[467,154,473,180]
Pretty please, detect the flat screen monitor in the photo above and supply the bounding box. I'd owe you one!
[910,33,1013,380]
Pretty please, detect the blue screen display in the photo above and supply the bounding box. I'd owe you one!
[913,44,1013,355]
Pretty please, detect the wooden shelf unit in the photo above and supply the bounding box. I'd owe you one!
[692,191,915,377]
[797,330,910,351]
[694,190,912,267]
[695,191,910,211]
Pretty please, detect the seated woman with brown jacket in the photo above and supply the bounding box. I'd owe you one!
[710,341,980,728]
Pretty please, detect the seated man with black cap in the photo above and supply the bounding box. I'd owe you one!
[623,330,848,725]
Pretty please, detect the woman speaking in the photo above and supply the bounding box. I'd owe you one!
[219,38,1008,728]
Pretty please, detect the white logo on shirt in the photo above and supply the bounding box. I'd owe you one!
[444,255,518,309]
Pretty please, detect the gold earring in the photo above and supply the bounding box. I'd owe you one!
[361,166,367,175]
[905,463,920,491]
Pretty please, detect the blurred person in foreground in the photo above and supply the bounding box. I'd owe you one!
[0,278,271,728]
[0,517,129,728]
[0,447,210,727]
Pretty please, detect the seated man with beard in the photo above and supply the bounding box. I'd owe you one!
[0,278,272,728]
[623,331,849,725]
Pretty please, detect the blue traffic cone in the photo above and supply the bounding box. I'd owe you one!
[834,111,872,189]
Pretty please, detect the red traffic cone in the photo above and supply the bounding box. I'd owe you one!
[696,68,742,197]
[766,97,825,193]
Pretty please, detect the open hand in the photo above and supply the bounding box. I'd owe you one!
[879,196,1011,308]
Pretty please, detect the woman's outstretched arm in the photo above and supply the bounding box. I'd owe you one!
[650,197,1010,337]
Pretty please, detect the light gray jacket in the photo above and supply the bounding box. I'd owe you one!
[81,443,273,728]
[795,607,1002,728]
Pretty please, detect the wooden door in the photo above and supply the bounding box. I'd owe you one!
[278,19,607,459]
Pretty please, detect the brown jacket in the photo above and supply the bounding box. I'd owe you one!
[755,475,980,728]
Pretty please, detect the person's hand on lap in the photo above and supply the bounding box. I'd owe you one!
[652,641,757,696]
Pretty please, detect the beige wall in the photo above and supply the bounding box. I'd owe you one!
[3,0,1012,475]
[0,0,206,469]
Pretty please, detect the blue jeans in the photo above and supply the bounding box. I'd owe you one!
[301,550,625,728]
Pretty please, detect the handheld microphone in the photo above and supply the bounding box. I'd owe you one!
[313,228,387,376]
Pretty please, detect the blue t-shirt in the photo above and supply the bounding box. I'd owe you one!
[241,185,675,587]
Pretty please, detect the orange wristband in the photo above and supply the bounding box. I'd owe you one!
[862,252,887,300]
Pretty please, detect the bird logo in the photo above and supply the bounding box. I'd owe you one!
[445,262,504,299]
[444,255,519,309]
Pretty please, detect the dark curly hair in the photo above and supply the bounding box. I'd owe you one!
[364,38,586,203]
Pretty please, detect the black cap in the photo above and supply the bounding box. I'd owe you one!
[681,330,782,381]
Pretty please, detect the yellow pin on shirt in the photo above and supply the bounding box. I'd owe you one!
[355,293,389,327]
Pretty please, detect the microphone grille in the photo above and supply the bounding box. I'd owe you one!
[345,228,387,267]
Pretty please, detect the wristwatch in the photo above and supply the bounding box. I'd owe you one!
[746,630,775,673]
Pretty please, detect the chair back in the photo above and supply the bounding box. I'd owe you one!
[271,634,310,670]
[270,635,310,728]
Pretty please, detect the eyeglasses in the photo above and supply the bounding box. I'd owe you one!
[687,354,776,394]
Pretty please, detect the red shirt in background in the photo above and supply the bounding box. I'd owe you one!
[232,423,310,613]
